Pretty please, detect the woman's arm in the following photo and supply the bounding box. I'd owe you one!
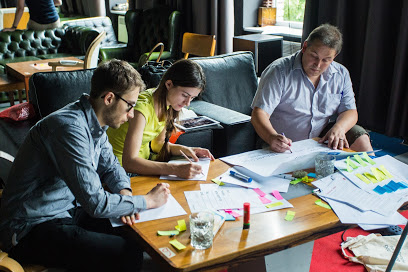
[2,0,24,32]
[122,112,202,179]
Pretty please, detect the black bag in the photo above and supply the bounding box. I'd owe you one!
[138,42,172,88]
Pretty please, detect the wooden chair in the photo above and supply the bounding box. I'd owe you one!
[182,32,216,59]
[48,31,106,71]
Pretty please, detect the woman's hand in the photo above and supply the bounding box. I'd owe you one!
[177,146,215,162]
[119,189,140,225]
[174,163,203,179]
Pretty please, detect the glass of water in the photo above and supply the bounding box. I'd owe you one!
[190,211,214,249]
[315,154,336,179]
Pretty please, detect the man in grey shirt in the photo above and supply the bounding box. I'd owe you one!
[0,60,170,271]
[251,24,373,153]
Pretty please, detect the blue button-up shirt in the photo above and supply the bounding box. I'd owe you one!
[0,95,146,250]
[251,51,356,142]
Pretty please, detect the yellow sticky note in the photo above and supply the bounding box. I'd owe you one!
[356,173,371,184]
[353,154,367,167]
[371,167,386,181]
[211,178,224,186]
[315,199,331,209]
[379,165,393,178]
[363,172,378,183]
[285,211,296,221]
[175,220,186,231]
[362,152,376,165]
[290,178,302,185]
[266,201,283,208]
[157,230,180,236]
[169,239,186,250]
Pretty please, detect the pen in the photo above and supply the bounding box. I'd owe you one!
[281,133,293,153]
[229,170,252,183]
[179,150,204,176]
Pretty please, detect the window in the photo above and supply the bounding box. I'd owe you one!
[276,0,305,27]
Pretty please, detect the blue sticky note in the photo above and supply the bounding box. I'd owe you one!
[383,184,395,193]
[224,213,236,221]
[387,180,399,191]
[307,173,316,178]
[399,181,408,188]
[373,185,386,195]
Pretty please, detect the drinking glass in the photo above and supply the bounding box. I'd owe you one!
[315,154,335,179]
[190,211,214,249]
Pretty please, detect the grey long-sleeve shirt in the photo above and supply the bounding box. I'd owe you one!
[0,95,146,251]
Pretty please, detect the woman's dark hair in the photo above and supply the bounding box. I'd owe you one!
[90,59,145,99]
[155,59,206,161]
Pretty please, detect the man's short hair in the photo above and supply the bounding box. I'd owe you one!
[305,24,343,54]
[90,59,146,99]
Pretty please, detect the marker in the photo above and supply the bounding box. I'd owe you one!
[282,133,293,153]
[179,150,204,176]
[243,202,250,229]
[230,170,252,183]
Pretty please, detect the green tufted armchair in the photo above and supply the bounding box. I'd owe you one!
[99,6,182,68]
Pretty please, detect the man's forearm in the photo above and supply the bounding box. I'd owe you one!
[335,109,358,132]
[251,107,278,145]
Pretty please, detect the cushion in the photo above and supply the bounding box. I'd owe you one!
[0,102,36,121]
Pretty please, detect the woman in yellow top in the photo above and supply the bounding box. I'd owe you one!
[107,59,214,179]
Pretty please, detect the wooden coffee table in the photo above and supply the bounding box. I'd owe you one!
[0,74,25,106]
[6,57,83,102]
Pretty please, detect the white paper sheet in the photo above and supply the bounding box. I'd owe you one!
[334,155,408,194]
[110,194,186,227]
[313,173,400,216]
[220,139,332,176]
[159,158,211,181]
[184,187,293,214]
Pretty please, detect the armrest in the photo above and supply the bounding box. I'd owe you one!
[189,101,251,126]
[137,51,172,68]
[99,47,130,62]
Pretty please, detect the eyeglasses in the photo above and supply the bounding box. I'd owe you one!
[101,93,136,112]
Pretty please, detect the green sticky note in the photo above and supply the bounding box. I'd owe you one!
[212,178,225,186]
[362,152,376,165]
[169,239,186,250]
[346,156,359,169]
[285,210,296,221]
[315,199,331,209]
[290,178,302,185]
[175,219,186,231]
[266,201,283,208]
[157,230,180,236]
[353,154,367,167]
[371,167,386,181]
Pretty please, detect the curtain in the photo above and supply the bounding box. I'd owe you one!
[131,0,234,55]
[303,0,408,139]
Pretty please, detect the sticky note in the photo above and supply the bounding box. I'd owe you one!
[159,247,176,258]
[290,178,302,185]
[253,188,266,197]
[271,190,283,200]
[224,213,236,221]
[212,178,224,186]
[259,196,272,204]
[175,220,186,232]
[169,239,186,250]
[373,186,386,194]
[379,165,393,178]
[356,173,371,184]
[371,167,386,181]
[363,172,378,183]
[302,176,313,183]
[285,211,296,221]
[353,154,367,167]
[362,152,376,165]
[315,199,331,209]
[266,201,283,209]
[158,230,180,236]
[383,184,395,193]
[387,180,399,191]
[307,173,316,178]
[398,181,408,188]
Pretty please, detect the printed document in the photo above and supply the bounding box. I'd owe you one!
[220,139,332,176]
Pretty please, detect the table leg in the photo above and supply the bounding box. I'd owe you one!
[24,78,29,102]
[7,91,15,106]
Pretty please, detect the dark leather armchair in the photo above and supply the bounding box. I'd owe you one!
[100,6,182,68]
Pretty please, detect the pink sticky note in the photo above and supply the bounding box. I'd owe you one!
[259,196,272,204]
[253,188,266,197]
[272,190,283,200]
[230,211,241,218]
[224,209,232,213]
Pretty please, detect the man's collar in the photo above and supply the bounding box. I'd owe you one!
[79,94,107,138]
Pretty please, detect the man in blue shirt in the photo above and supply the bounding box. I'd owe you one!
[0,59,170,271]
[251,24,373,153]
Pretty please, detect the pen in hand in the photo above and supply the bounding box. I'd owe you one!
[281,133,293,153]
[179,150,204,176]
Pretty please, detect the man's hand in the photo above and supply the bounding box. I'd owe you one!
[319,124,349,150]
[119,189,140,225]
[145,183,170,209]
[268,134,292,153]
